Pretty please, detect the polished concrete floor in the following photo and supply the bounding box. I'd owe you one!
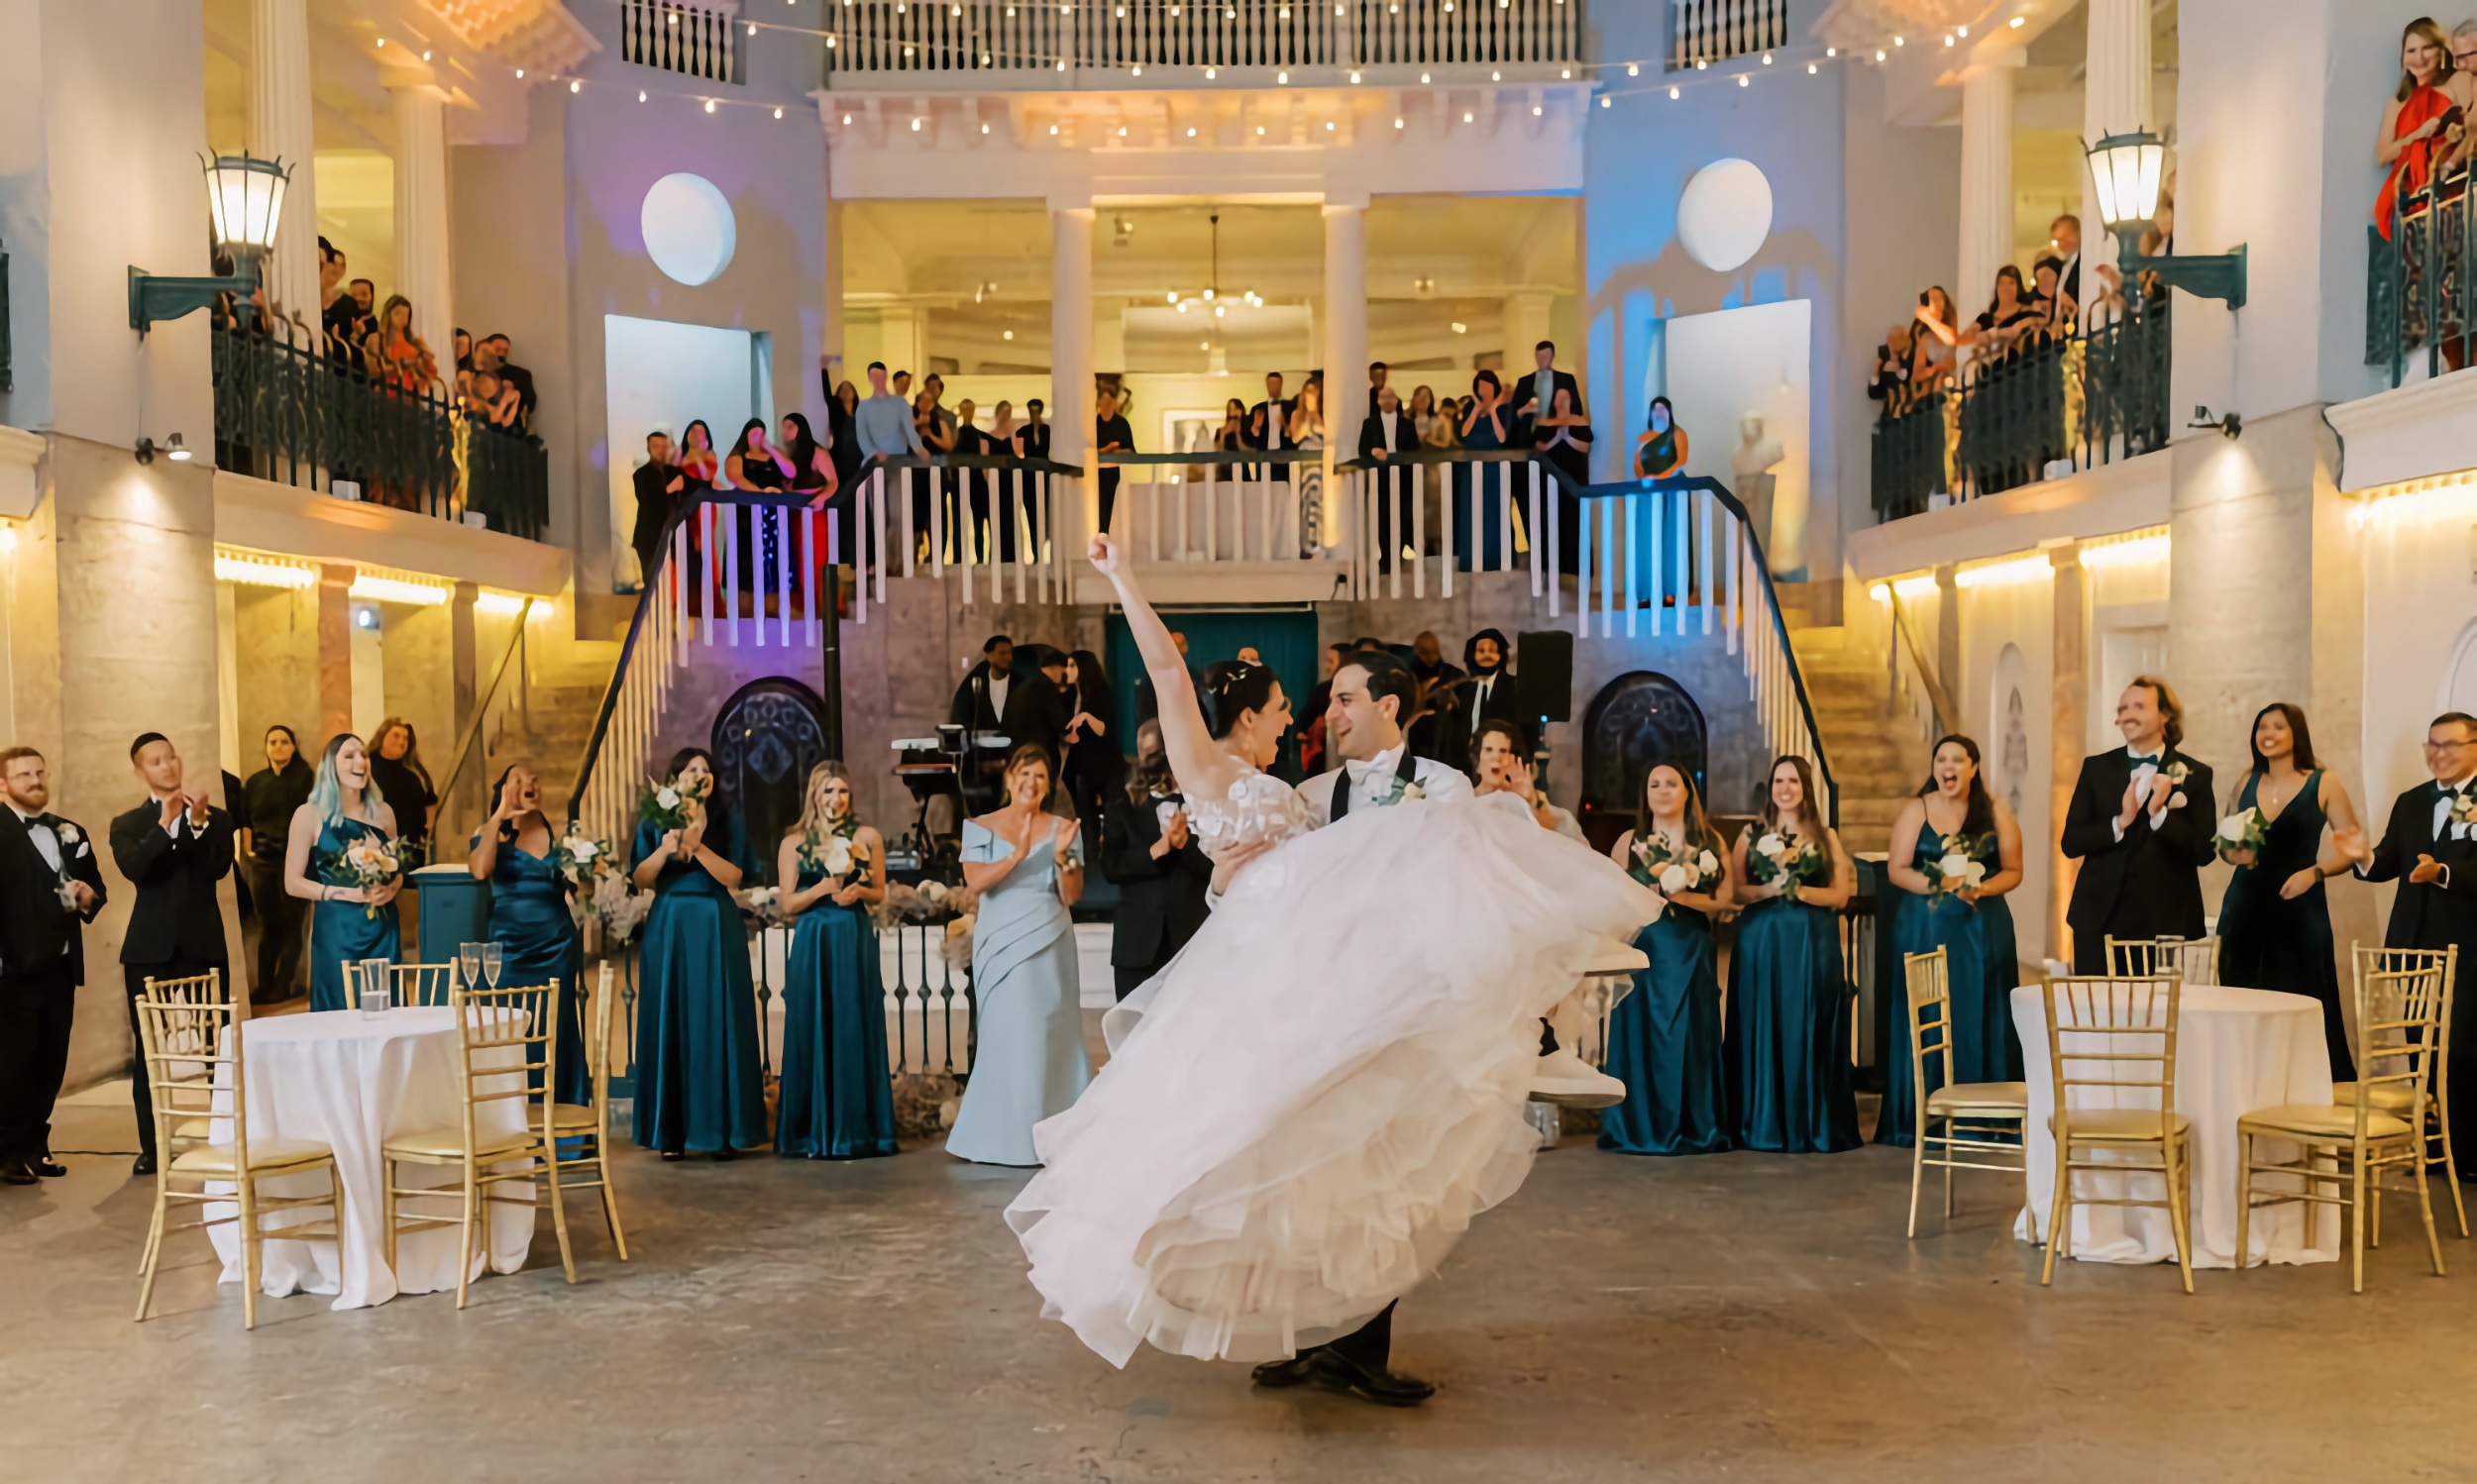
[11,1076,2477,1483]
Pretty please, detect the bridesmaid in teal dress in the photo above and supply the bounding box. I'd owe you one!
[774,762,898,1160]
[630,748,766,1159]
[1876,736,2025,1148]
[1726,755,1862,1154]
[283,733,402,1013]
[467,763,591,1107]
[1599,764,1734,1156]
[2216,703,2372,1081]
[948,744,1088,1167]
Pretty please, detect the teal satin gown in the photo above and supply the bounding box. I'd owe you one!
[2217,770,2352,1080]
[1876,821,2020,1147]
[630,810,767,1153]
[1599,831,1732,1156]
[776,864,898,1159]
[1726,864,1861,1154]
[306,815,402,1012]
[476,828,591,1107]
[946,818,1089,1166]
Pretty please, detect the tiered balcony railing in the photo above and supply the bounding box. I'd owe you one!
[2370,165,2473,385]
[827,0,1580,76]
[1869,303,2171,521]
[209,322,550,540]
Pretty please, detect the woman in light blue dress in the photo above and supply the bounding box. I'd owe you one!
[283,733,402,1013]
[949,744,1088,1166]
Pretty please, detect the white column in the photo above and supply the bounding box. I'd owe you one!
[1501,286,1556,371]
[250,0,320,333]
[1322,198,1368,460]
[2082,0,2152,284]
[391,85,454,366]
[1051,203,1096,548]
[1956,57,2018,326]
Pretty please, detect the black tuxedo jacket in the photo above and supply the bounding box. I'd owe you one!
[1246,398,1295,450]
[109,798,236,966]
[949,662,1067,765]
[0,809,107,985]
[2061,747,2216,947]
[1440,670,1527,775]
[2361,781,2477,953]
[1358,411,1422,460]
[1100,794,1213,968]
[1509,368,1582,428]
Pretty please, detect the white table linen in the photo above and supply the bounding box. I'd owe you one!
[2011,982,2339,1269]
[207,1007,537,1309]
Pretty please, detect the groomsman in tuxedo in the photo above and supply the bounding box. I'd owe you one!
[2358,710,2477,1165]
[2060,676,2216,972]
[110,733,236,1176]
[1441,629,1527,775]
[0,748,105,1186]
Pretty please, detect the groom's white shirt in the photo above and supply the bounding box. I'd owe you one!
[1296,741,1473,823]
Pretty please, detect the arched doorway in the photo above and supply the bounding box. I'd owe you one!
[1577,672,1709,852]
[712,679,830,884]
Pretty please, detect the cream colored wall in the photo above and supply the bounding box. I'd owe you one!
[1955,574,2056,967]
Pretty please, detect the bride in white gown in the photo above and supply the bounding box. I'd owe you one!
[1004,533,1657,1380]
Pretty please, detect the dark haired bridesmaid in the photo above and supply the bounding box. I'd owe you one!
[1727,755,1860,1153]
[1599,764,1733,1156]
[468,763,590,1106]
[1877,736,2024,1147]
[630,747,766,1159]
[2216,702,2369,1080]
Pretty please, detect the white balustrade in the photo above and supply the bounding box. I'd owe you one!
[1669,0,1784,70]
[828,0,1578,73]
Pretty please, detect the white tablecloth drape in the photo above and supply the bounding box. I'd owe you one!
[207,1007,537,1310]
[2011,983,2338,1269]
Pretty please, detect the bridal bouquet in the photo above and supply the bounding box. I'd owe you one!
[2215,806,2269,861]
[1929,832,1990,897]
[1745,830,1828,890]
[1634,832,1721,895]
[592,871,652,945]
[638,774,705,833]
[737,885,793,927]
[333,836,402,919]
[798,819,871,880]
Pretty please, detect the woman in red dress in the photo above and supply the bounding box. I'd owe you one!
[2377,17,2459,239]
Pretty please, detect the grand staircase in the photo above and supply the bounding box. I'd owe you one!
[1780,595,1915,857]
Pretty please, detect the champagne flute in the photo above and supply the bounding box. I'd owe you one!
[482,941,503,991]
[459,941,484,995]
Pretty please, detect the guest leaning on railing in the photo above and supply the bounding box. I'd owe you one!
[773,763,897,1161]
[469,764,591,1107]
[630,748,766,1161]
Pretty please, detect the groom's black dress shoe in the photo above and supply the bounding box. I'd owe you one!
[31,1158,66,1178]
[1250,1355,1318,1388]
[1310,1350,1435,1407]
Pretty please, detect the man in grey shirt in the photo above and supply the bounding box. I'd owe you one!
[855,361,926,463]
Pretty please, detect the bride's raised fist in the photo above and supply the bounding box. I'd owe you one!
[1087,532,1126,577]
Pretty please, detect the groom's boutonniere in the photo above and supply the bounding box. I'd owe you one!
[2161,760,2191,809]
[1377,773,1424,805]
[53,820,79,847]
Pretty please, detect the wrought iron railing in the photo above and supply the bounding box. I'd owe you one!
[1870,305,2170,520]
[209,322,549,539]
[1670,0,1784,70]
[618,0,741,82]
[2369,167,2472,385]
[825,0,1580,74]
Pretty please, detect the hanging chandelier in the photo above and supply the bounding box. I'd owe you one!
[1165,213,1260,319]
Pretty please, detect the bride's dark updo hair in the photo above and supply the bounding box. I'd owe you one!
[1202,659,1281,739]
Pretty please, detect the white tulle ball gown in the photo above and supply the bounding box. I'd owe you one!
[1004,770,1659,1367]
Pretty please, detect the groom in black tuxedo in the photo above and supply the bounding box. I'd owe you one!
[0,747,106,1186]
[110,733,236,1176]
[2359,710,2477,1163]
[2060,676,2216,972]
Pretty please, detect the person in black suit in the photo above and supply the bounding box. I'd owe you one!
[2060,676,2217,971]
[1100,720,1214,1000]
[950,635,1069,809]
[1441,629,1525,776]
[629,430,686,583]
[1507,340,1582,444]
[1359,384,1424,582]
[1095,389,1134,536]
[1248,371,1295,485]
[0,747,105,1186]
[2357,710,2477,1162]
[111,734,236,1176]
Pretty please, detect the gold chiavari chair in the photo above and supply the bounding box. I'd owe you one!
[2104,935,2219,986]
[2335,944,2464,1237]
[2236,962,2448,1292]
[134,975,340,1329]
[379,982,574,1308]
[345,960,458,1008]
[1901,948,2030,1237]
[2039,972,2195,1293]
[529,964,629,1260]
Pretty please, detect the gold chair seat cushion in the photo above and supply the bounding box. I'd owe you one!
[1927,1081,2030,1113]
[2239,1103,2415,1140]
[536,1103,597,1132]
[2053,1107,2191,1140]
[382,1125,540,1160]
[172,1116,215,1140]
[169,1137,332,1176]
[2330,1081,2417,1113]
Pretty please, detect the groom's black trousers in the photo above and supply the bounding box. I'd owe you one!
[1305,1301,1396,1369]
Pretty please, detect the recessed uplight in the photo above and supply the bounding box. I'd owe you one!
[1004,330,1015,340]
[1762,51,1773,62]
[571,79,582,93]
[1737,74,1748,86]
[2008,14,2024,25]
[1806,62,1816,73]
[911,116,922,129]
[1669,86,1680,98]
[1186,126,1197,136]
[705,99,717,112]
[638,89,648,101]
[1349,69,1360,82]
[515,67,525,77]
[1451,321,1467,333]
[422,49,432,59]
[1393,115,1404,127]
[1627,62,1639,75]
[1277,69,1288,82]
[1462,111,1472,121]
[1600,95,1611,106]
[1957,23,1969,36]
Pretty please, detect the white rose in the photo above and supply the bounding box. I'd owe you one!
[1698,850,1718,873]
[2216,814,2249,843]
[572,839,598,860]
[54,823,78,844]
[1659,864,1689,894]
[1757,833,1786,858]
[1964,861,1988,886]
[656,787,680,808]
[1937,852,1971,879]
[821,834,854,874]
[1402,783,1425,800]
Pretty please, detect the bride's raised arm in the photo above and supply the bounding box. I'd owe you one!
[1087,533,1239,799]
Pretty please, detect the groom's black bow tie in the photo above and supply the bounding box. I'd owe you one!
[2128,754,2163,769]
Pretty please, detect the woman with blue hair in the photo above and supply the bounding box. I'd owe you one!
[282,732,402,1012]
